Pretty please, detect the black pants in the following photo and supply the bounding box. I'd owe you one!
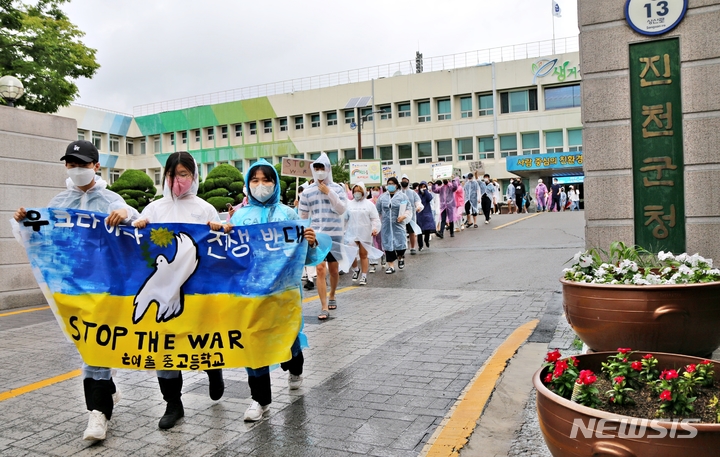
[439,209,454,235]
[385,249,406,263]
[550,196,561,212]
[515,195,524,212]
[247,339,303,406]
[481,195,492,222]
[417,232,432,249]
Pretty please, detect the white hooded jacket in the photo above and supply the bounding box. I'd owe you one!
[298,153,347,242]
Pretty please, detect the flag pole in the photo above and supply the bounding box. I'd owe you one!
[552,0,556,54]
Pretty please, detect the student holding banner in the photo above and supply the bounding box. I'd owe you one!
[228,159,328,422]
[133,151,228,430]
[12,140,139,442]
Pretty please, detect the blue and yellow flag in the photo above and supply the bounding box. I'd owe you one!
[17,208,314,371]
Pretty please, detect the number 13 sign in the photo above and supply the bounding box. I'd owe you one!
[625,0,688,36]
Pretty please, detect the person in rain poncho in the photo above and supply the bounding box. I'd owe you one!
[344,182,382,285]
[491,178,502,215]
[479,173,494,224]
[506,179,516,214]
[453,181,465,231]
[432,177,459,238]
[376,177,412,273]
[298,153,349,320]
[559,186,568,211]
[463,173,480,228]
[227,159,329,422]
[133,151,227,431]
[416,181,435,251]
[368,185,384,273]
[535,179,548,212]
[13,140,139,443]
[400,174,423,255]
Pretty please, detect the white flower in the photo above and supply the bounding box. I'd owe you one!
[596,267,607,278]
[678,264,693,275]
[661,267,672,275]
[675,253,688,263]
[573,251,583,263]
[708,269,720,276]
[579,254,594,268]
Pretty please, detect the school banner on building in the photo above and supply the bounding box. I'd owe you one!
[15,208,313,371]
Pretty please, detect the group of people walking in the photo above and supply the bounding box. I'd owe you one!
[533,178,581,212]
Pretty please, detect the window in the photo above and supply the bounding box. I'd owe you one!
[153,136,161,153]
[126,141,134,155]
[361,107,373,121]
[344,110,355,124]
[380,145,393,165]
[92,132,101,150]
[522,132,540,155]
[398,143,412,165]
[181,131,187,144]
[478,137,495,159]
[294,116,304,130]
[292,154,305,159]
[500,89,538,114]
[279,118,287,132]
[545,131,564,153]
[478,94,494,116]
[326,111,337,126]
[361,147,374,159]
[460,96,472,118]
[153,170,161,185]
[234,125,242,137]
[417,142,431,162]
[417,101,430,122]
[568,128,583,152]
[249,122,257,135]
[436,140,452,162]
[437,99,451,120]
[140,139,146,155]
[263,120,272,134]
[77,130,85,141]
[499,134,518,157]
[207,163,215,175]
[343,148,356,161]
[379,105,391,120]
[109,136,119,153]
[326,150,339,164]
[194,130,200,142]
[311,114,320,128]
[234,160,243,172]
[206,127,214,141]
[398,102,411,118]
[109,169,121,184]
[221,126,228,139]
[457,138,473,161]
[545,84,581,110]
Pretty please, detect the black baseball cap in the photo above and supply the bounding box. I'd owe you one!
[61,140,99,163]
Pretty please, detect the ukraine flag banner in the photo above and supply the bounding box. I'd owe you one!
[16,208,315,370]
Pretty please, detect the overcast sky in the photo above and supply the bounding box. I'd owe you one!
[60,0,579,115]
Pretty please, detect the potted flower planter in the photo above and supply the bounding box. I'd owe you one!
[561,279,720,357]
[534,351,720,457]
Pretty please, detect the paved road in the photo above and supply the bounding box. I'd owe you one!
[0,211,585,456]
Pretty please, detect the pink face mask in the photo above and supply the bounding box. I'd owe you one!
[172,176,193,197]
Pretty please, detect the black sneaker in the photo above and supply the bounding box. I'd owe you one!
[351,269,360,281]
[398,258,405,269]
[304,280,314,290]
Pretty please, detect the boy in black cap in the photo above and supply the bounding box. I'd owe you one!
[13,140,139,441]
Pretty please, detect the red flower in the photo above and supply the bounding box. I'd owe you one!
[614,376,625,384]
[660,369,679,380]
[623,358,628,363]
[570,356,579,367]
[544,373,553,383]
[686,364,697,373]
[618,348,632,354]
[701,360,712,365]
[631,361,643,371]
[609,397,615,403]
[643,354,654,359]
[545,350,562,362]
[553,359,569,377]
[577,369,597,385]
[660,389,672,401]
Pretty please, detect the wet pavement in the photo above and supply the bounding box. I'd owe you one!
[0,211,585,456]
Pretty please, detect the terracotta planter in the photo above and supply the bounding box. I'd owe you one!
[561,279,720,357]
[534,352,720,457]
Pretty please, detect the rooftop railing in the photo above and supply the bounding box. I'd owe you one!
[133,36,579,117]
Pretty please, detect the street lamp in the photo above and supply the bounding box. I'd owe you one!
[0,75,24,107]
[350,109,385,159]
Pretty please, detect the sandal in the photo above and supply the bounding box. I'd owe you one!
[473,224,478,228]
[328,299,337,310]
[318,310,329,320]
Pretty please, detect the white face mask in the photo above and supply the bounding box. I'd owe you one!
[371,190,379,198]
[484,178,490,183]
[251,184,274,202]
[353,192,363,201]
[67,167,96,187]
[315,171,327,181]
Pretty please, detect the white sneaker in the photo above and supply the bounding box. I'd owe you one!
[484,220,489,224]
[112,389,121,405]
[288,374,303,390]
[244,401,270,422]
[83,410,108,441]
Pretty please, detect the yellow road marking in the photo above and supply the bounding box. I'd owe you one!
[422,319,539,457]
[0,306,50,318]
[492,212,542,230]
[0,287,357,402]
[0,369,82,402]
[302,285,357,303]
